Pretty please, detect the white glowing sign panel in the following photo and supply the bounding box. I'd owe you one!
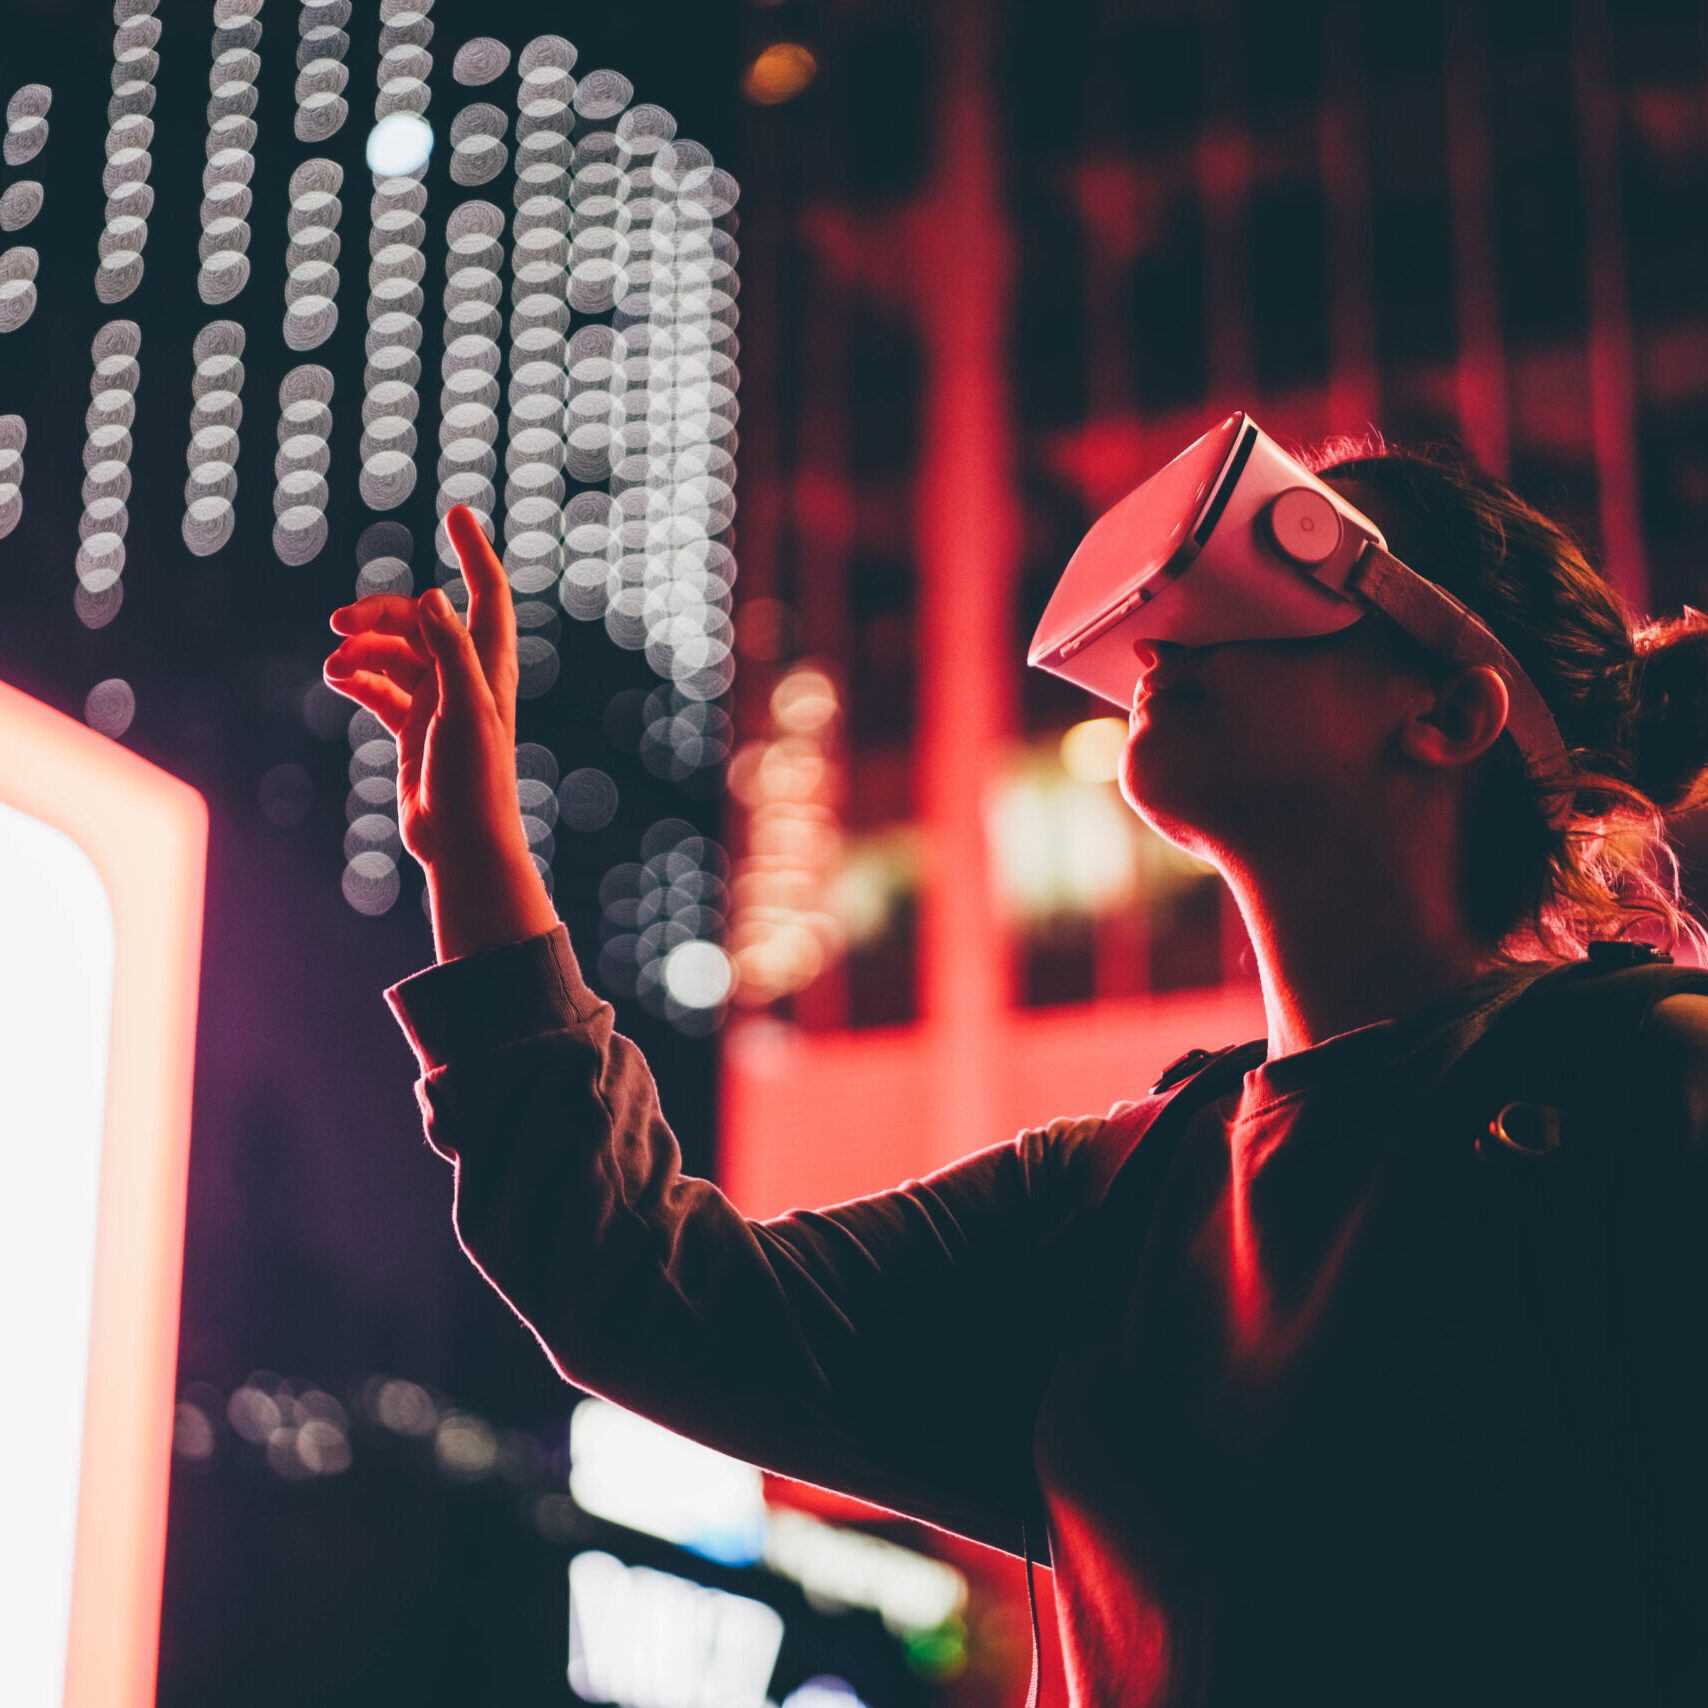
[0,679,207,1708]
[0,805,114,1707]
[568,1551,784,1708]
[569,1399,765,1564]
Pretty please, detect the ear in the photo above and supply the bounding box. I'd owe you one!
[1397,663,1510,771]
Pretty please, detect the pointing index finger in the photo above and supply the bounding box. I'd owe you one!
[444,504,511,652]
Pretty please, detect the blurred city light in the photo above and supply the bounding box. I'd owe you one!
[761,1507,966,1638]
[569,1399,766,1565]
[988,754,1139,921]
[727,663,845,1003]
[568,1551,785,1708]
[1059,715,1128,784]
[365,112,434,177]
[741,44,818,107]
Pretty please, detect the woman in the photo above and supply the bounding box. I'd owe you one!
[325,441,1708,1706]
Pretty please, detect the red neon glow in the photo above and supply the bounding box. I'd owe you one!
[0,678,206,1708]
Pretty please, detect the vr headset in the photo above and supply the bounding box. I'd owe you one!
[1028,411,1575,826]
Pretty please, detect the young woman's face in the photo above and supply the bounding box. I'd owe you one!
[1117,615,1436,862]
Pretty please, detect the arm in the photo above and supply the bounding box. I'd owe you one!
[387,923,1101,1555]
[328,510,1090,1550]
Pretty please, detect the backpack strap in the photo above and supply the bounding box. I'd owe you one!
[1080,1039,1267,1209]
[1433,951,1708,1695]
[1019,1037,1264,1708]
[1439,948,1708,1146]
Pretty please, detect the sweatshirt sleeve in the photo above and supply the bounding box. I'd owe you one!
[385,925,1099,1556]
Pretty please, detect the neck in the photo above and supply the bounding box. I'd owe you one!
[1212,811,1510,1060]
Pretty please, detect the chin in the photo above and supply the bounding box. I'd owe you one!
[1119,735,1221,860]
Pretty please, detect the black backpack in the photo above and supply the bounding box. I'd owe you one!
[1019,942,1708,1708]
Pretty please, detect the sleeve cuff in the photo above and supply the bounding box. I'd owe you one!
[384,924,604,1074]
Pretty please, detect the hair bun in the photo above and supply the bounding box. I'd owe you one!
[1631,610,1708,811]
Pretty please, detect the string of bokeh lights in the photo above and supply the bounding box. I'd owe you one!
[496,33,576,701]
[1,81,50,334]
[597,820,732,1031]
[4,80,51,171]
[97,4,156,307]
[358,0,434,515]
[272,362,334,565]
[182,319,246,557]
[75,320,141,630]
[0,242,37,336]
[343,690,404,916]
[293,0,350,144]
[3,9,747,1028]
[435,196,503,586]
[725,666,846,1006]
[282,156,343,353]
[341,518,415,917]
[0,415,23,540]
[196,0,262,309]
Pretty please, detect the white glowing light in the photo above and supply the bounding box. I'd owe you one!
[568,1551,784,1708]
[0,803,115,1708]
[568,1399,766,1565]
[781,1680,868,1708]
[365,111,433,175]
[987,764,1140,921]
[763,1506,967,1637]
[662,940,732,1009]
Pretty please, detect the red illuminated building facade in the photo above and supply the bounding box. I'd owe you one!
[719,0,1708,1216]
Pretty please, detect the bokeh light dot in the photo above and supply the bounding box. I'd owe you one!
[366,111,433,175]
[84,677,136,738]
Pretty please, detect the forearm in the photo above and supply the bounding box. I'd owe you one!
[384,926,1058,1548]
[426,839,561,964]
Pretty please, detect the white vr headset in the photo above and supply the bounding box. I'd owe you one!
[1028,411,1575,827]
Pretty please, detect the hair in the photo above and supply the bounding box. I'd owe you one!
[1300,431,1708,965]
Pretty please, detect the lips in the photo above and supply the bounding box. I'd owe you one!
[1133,675,1203,708]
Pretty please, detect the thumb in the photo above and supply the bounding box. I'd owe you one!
[417,587,492,712]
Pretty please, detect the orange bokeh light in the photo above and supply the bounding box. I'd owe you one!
[742,43,818,107]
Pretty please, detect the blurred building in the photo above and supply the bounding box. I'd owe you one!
[720,0,1708,1215]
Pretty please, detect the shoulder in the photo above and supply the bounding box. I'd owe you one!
[1008,1093,1185,1219]
[1635,990,1708,1155]
[1011,1109,1122,1177]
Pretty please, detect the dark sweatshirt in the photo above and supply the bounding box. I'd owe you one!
[385,926,1708,1707]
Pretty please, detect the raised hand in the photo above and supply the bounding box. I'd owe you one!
[323,504,557,959]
